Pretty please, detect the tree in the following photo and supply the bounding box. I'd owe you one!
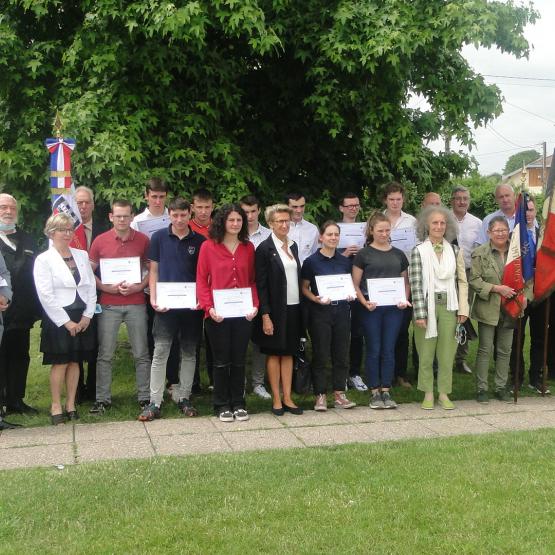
[503,149,541,176]
[0,0,538,230]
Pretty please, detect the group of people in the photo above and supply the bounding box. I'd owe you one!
[0,178,553,429]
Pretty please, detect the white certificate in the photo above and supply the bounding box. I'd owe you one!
[315,274,356,301]
[390,227,417,253]
[213,288,254,318]
[136,215,171,238]
[337,222,366,249]
[100,256,142,285]
[366,277,406,306]
[156,282,197,309]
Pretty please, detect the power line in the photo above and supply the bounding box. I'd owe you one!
[483,74,555,82]
[471,146,534,158]
[485,125,541,150]
[505,101,555,125]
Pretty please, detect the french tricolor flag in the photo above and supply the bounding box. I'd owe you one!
[501,193,533,319]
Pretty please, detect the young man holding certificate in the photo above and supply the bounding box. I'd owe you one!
[138,198,205,421]
[88,200,151,414]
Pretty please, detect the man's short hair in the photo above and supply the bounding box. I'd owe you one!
[338,192,359,206]
[74,186,95,203]
[239,194,261,208]
[494,183,514,196]
[111,199,133,212]
[168,197,191,213]
[381,181,405,200]
[284,192,306,204]
[192,188,213,202]
[451,186,469,197]
[146,177,168,194]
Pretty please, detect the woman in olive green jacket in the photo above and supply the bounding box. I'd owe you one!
[469,216,529,403]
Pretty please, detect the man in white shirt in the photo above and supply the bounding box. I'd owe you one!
[479,184,516,244]
[451,186,482,374]
[285,192,319,264]
[131,177,169,232]
[240,195,271,400]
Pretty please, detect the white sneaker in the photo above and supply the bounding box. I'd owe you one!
[233,408,249,421]
[314,394,328,411]
[347,375,368,391]
[253,385,271,400]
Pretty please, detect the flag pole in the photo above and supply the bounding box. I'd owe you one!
[540,295,551,396]
[514,316,522,403]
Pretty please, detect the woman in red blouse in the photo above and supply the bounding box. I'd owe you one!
[196,204,259,422]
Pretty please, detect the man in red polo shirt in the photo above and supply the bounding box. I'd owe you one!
[88,199,151,413]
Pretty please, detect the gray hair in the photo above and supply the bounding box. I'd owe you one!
[0,193,17,206]
[415,205,458,243]
[487,215,509,231]
[43,213,74,238]
[494,183,513,196]
[74,186,95,203]
[264,204,292,224]
[451,186,469,196]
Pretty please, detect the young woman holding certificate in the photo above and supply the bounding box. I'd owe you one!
[196,204,259,422]
[301,221,356,411]
[352,213,410,409]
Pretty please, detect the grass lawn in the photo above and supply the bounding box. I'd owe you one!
[1,429,555,554]
[7,321,552,427]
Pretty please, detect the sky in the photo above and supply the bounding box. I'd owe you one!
[429,0,555,176]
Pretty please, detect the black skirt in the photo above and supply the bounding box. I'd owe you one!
[261,304,301,356]
[40,308,96,365]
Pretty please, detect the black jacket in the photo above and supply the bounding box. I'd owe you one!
[253,235,303,351]
[0,229,40,330]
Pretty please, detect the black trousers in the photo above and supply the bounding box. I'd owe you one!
[510,298,550,386]
[205,318,251,412]
[349,301,364,377]
[78,314,98,396]
[394,307,412,379]
[0,328,31,406]
[308,302,350,393]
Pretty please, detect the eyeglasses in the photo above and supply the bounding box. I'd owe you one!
[56,228,74,234]
[342,204,360,209]
[490,229,509,235]
[273,219,291,225]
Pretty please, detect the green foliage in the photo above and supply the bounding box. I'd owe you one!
[0,0,538,231]
[503,149,541,176]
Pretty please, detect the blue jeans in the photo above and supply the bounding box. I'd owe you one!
[96,304,151,403]
[150,310,202,406]
[361,305,404,389]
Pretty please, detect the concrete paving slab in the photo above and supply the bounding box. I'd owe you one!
[477,410,555,431]
[145,417,217,437]
[358,420,438,442]
[0,424,73,449]
[336,406,406,423]
[153,433,231,456]
[393,403,466,420]
[223,428,304,452]
[423,416,497,437]
[210,412,285,432]
[76,437,155,463]
[279,409,346,427]
[0,444,74,470]
[291,424,369,447]
[74,421,148,442]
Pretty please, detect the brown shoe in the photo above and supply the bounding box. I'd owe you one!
[334,392,356,409]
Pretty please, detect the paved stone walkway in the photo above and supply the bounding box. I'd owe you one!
[1,396,555,471]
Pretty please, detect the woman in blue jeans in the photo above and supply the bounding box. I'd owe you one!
[352,212,410,409]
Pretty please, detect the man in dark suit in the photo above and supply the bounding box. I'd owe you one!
[74,186,105,401]
[0,193,35,425]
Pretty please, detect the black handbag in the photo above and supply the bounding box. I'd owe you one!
[293,338,312,395]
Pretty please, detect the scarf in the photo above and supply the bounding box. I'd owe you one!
[416,238,458,338]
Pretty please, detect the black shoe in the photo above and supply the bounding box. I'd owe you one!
[50,413,67,425]
[283,403,303,415]
[138,400,150,409]
[271,406,285,416]
[0,418,21,430]
[65,410,80,421]
[5,401,39,415]
[89,401,111,414]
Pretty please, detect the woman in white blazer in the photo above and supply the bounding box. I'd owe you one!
[34,213,97,424]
